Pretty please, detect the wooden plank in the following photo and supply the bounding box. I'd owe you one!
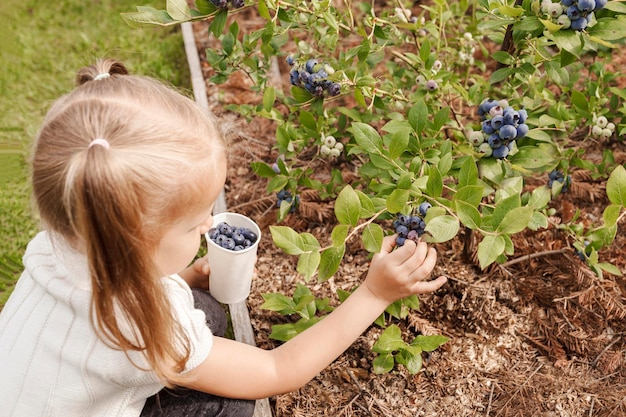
[181,21,273,417]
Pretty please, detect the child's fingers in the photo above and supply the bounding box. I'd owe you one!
[399,240,429,270]
[379,234,399,254]
[411,275,448,294]
[408,246,438,281]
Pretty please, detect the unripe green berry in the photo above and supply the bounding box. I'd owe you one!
[320,144,332,156]
[596,116,608,128]
[557,14,571,28]
[601,128,612,139]
[468,130,484,146]
[329,148,341,157]
[478,142,493,157]
[547,3,563,17]
[591,125,603,137]
[334,142,344,151]
[606,122,616,132]
[323,135,336,147]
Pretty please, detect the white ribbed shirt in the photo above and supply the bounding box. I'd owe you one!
[0,231,214,417]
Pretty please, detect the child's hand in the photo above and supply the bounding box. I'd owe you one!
[363,235,446,304]
[179,256,211,290]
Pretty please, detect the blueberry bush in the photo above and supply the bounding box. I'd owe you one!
[124,0,626,373]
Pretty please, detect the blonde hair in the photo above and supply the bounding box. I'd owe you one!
[31,59,225,386]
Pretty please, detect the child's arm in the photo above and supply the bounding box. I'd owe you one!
[183,235,447,399]
[178,256,210,290]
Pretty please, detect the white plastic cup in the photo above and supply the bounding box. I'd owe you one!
[205,212,261,304]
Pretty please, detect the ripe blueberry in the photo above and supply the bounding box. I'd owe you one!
[305,59,318,73]
[570,16,588,30]
[491,115,504,130]
[516,123,529,138]
[492,145,509,159]
[499,124,517,140]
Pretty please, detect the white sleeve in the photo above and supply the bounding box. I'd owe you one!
[164,274,215,373]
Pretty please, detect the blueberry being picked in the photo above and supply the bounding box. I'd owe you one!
[208,221,258,251]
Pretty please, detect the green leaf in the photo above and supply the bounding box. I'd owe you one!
[424,215,460,243]
[260,292,296,313]
[528,211,548,231]
[331,224,349,246]
[386,189,410,213]
[419,38,431,64]
[297,251,321,281]
[458,157,478,187]
[477,234,506,269]
[408,101,428,134]
[270,226,304,255]
[605,2,626,13]
[552,29,582,56]
[498,4,524,16]
[257,0,271,20]
[454,185,484,207]
[411,334,450,352]
[209,9,228,37]
[455,200,481,230]
[398,347,423,374]
[603,204,622,228]
[388,128,410,159]
[372,324,405,353]
[291,86,313,103]
[509,144,558,171]
[492,194,521,228]
[250,161,277,178]
[335,185,361,226]
[588,17,626,41]
[121,9,174,27]
[318,245,345,281]
[269,323,299,342]
[167,0,192,20]
[433,107,450,132]
[529,185,551,209]
[352,122,383,153]
[490,67,515,84]
[539,17,564,33]
[606,165,626,206]
[362,223,384,253]
[491,51,514,65]
[372,353,395,374]
[571,90,589,112]
[559,48,577,68]
[263,86,276,112]
[497,206,533,234]
[426,166,443,198]
[597,262,623,276]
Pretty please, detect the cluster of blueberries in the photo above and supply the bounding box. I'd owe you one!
[287,57,341,98]
[392,202,431,247]
[541,0,607,31]
[209,0,244,8]
[207,222,258,251]
[276,189,299,213]
[470,99,529,160]
[548,169,572,192]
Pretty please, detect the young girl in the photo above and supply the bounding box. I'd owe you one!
[0,59,447,417]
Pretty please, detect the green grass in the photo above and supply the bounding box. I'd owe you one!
[0,0,191,307]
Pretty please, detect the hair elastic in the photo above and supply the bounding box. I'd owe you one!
[93,72,110,81]
[88,138,110,149]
